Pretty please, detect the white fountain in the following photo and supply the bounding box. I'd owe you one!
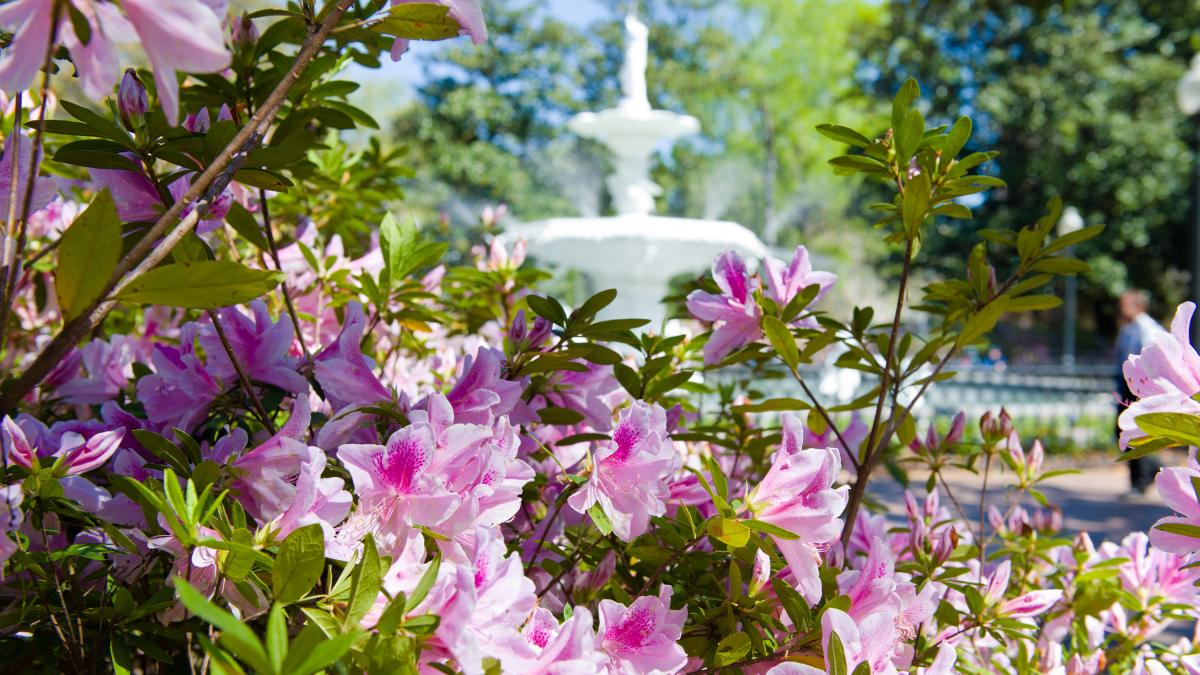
[506,14,766,324]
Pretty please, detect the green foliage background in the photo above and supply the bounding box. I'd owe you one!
[383,0,1200,360]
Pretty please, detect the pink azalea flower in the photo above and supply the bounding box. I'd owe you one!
[338,420,470,546]
[1,414,121,474]
[819,608,900,675]
[90,166,163,222]
[53,336,133,405]
[199,301,306,394]
[443,347,523,425]
[538,361,625,431]
[440,526,538,673]
[120,0,231,125]
[1098,531,1200,637]
[0,134,58,218]
[1150,454,1200,554]
[55,428,124,474]
[983,559,1063,619]
[1119,302,1200,447]
[687,251,763,365]
[314,301,391,410]
[0,483,24,564]
[747,413,848,604]
[597,585,688,674]
[265,441,351,543]
[839,537,935,650]
[568,401,678,541]
[0,1,230,125]
[136,324,222,432]
[1,414,43,469]
[0,0,57,95]
[518,606,605,674]
[761,245,837,323]
[150,526,266,622]
[228,396,319,523]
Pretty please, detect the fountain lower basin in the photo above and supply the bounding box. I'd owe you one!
[507,214,766,323]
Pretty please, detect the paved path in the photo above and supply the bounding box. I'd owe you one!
[869,462,1171,545]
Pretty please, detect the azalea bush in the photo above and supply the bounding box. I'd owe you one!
[0,1,1198,674]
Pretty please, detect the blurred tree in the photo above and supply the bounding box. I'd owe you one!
[392,2,612,234]
[867,0,1200,355]
[650,0,885,247]
[393,0,886,254]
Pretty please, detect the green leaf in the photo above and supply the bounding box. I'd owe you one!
[895,108,925,163]
[828,154,889,174]
[827,630,849,675]
[131,429,191,474]
[220,528,258,582]
[1136,412,1200,447]
[574,288,618,321]
[379,212,417,285]
[1029,257,1090,275]
[707,517,751,548]
[1154,522,1200,539]
[943,116,972,158]
[299,607,342,639]
[273,523,326,604]
[715,632,751,666]
[526,295,567,326]
[743,519,799,540]
[730,398,809,414]
[176,579,272,674]
[404,554,441,613]
[771,578,812,633]
[373,2,462,40]
[1007,295,1062,312]
[815,124,871,148]
[233,168,293,191]
[902,171,930,237]
[266,603,288,673]
[56,189,121,320]
[285,629,361,675]
[1042,224,1105,256]
[345,535,382,627]
[957,296,1011,347]
[762,316,799,369]
[588,503,613,536]
[117,261,283,309]
[891,78,920,131]
[933,203,973,219]
[537,406,586,425]
[613,363,642,397]
[225,202,269,252]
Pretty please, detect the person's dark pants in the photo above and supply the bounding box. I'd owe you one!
[1117,383,1160,492]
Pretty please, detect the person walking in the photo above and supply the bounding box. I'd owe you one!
[1115,289,1164,495]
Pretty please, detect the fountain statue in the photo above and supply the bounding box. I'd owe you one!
[506,13,767,323]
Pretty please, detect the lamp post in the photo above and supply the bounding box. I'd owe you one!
[1177,54,1200,345]
[1058,206,1084,369]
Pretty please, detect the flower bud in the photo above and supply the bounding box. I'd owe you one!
[527,316,552,350]
[931,527,957,565]
[507,309,528,345]
[231,14,259,50]
[117,69,148,128]
[747,548,771,596]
